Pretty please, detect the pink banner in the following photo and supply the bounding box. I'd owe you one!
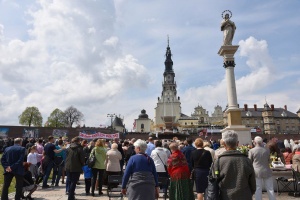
[79,132,119,139]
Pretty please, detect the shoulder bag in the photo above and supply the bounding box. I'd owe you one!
[87,150,96,168]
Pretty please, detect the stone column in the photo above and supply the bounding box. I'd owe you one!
[218,45,251,145]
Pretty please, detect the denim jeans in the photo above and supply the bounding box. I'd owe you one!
[52,163,64,185]
[42,159,54,187]
[255,176,276,200]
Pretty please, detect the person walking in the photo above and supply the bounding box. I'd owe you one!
[121,139,159,200]
[90,139,107,196]
[191,138,212,200]
[150,140,169,197]
[212,131,256,200]
[1,138,26,200]
[248,136,276,200]
[167,142,194,200]
[65,137,85,200]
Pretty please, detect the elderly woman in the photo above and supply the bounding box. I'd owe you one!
[90,139,106,196]
[121,139,159,200]
[168,142,194,200]
[191,138,212,200]
[105,143,122,188]
[212,131,256,200]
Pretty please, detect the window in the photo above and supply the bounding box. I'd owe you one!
[141,124,144,129]
[277,120,280,125]
[286,126,289,131]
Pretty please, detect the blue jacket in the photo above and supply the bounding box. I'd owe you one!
[181,144,196,171]
[82,165,92,179]
[1,144,26,176]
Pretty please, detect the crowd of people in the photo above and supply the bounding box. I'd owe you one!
[1,133,300,200]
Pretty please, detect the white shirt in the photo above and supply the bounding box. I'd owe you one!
[27,153,39,165]
[150,147,168,173]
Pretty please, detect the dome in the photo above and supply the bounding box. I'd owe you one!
[264,103,271,111]
[138,109,148,119]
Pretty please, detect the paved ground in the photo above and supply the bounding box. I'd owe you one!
[7,176,300,200]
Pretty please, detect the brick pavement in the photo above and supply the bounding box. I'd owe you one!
[7,176,300,200]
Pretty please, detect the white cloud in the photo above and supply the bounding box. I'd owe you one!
[0,0,149,126]
[103,36,119,47]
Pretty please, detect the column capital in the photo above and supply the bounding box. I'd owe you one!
[223,60,236,68]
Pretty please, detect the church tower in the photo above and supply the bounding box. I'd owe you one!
[154,39,181,132]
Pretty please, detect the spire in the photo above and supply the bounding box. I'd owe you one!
[164,35,173,72]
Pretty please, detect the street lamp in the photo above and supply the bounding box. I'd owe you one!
[107,113,115,133]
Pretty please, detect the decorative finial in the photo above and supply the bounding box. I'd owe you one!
[265,96,268,104]
[167,35,169,47]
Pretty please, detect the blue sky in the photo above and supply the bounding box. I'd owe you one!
[0,0,299,130]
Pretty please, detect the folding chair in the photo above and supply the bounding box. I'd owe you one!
[276,176,294,195]
[288,168,300,197]
[107,175,123,200]
[158,176,169,200]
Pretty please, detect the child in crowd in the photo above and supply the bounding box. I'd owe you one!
[27,146,42,181]
[22,162,38,200]
[82,164,93,195]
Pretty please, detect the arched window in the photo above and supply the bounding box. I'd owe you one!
[141,124,144,129]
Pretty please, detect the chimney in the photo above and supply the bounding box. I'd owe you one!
[284,105,287,110]
[244,104,248,111]
[254,104,257,111]
[271,104,274,111]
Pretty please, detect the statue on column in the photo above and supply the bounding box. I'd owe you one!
[221,10,236,46]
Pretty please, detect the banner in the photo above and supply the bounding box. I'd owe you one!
[23,128,39,138]
[0,128,9,139]
[52,129,69,139]
[79,131,119,140]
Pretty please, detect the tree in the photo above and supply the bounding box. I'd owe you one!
[64,106,84,128]
[19,106,43,127]
[47,108,65,128]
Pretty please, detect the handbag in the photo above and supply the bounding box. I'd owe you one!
[205,157,221,200]
[87,150,96,168]
[190,169,195,180]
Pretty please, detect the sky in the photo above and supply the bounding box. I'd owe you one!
[0,0,300,131]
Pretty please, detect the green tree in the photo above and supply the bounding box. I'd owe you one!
[64,106,84,127]
[47,108,65,128]
[19,106,43,127]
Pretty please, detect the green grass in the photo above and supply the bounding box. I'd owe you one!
[0,154,17,193]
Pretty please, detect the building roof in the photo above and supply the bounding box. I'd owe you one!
[113,116,124,127]
[241,108,298,118]
[138,109,149,119]
[179,113,198,120]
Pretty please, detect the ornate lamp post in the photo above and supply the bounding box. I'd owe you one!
[107,113,115,133]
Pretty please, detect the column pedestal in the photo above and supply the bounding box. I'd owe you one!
[218,45,251,145]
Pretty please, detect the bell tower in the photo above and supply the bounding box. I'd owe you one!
[154,38,181,132]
